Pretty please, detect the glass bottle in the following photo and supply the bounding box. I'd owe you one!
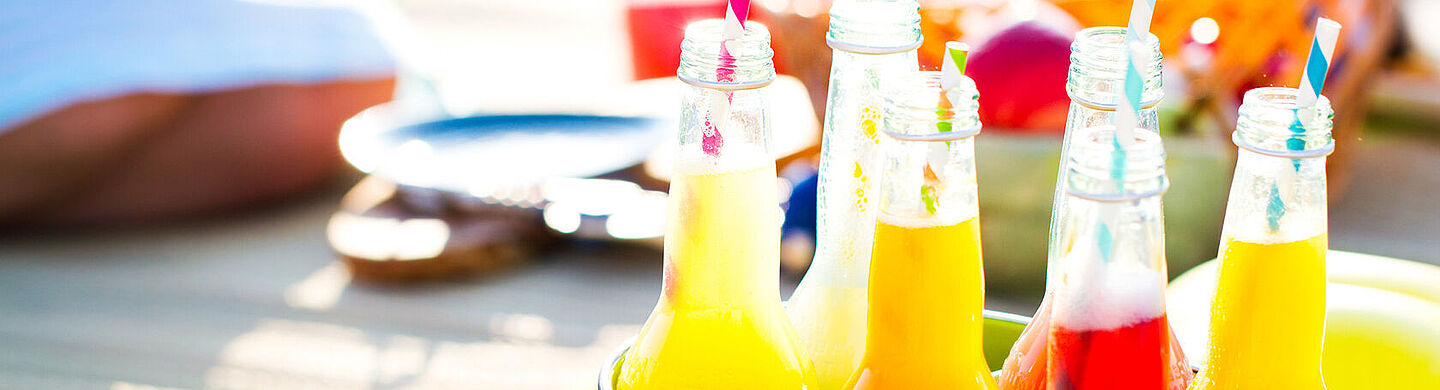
[1192,87,1333,389]
[997,26,1186,390]
[845,71,996,390]
[1044,126,1187,390]
[616,19,817,390]
[786,1,921,389]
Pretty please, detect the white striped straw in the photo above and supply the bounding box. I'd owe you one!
[1095,0,1156,265]
[1114,0,1155,150]
[940,41,970,112]
[1265,17,1342,231]
[1297,18,1341,115]
[940,41,970,89]
[724,0,750,40]
[705,0,751,156]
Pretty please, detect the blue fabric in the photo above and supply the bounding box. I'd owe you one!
[0,0,396,131]
[782,173,819,237]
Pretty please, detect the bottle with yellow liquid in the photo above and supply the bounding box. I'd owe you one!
[998,26,1190,390]
[844,71,996,390]
[786,1,921,389]
[1191,87,1334,390]
[616,19,817,390]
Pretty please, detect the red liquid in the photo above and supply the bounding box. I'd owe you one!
[1047,315,1183,390]
[1001,304,1192,390]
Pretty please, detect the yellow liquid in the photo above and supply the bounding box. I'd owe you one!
[617,161,817,390]
[847,216,998,390]
[789,284,867,390]
[1192,234,1328,390]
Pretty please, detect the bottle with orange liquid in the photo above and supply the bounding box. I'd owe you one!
[998,26,1191,390]
[843,71,996,390]
[786,1,921,389]
[615,19,818,390]
[1042,126,1188,390]
[1190,87,1334,390]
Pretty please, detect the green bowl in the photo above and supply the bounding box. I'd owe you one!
[598,310,1032,389]
[975,133,1233,295]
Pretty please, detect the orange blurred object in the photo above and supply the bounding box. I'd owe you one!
[1049,0,1369,97]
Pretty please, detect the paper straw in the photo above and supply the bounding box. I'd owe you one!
[1094,0,1155,264]
[941,41,970,89]
[1266,17,1341,232]
[705,0,751,156]
[1297,18,1341,112]
[1114,0,1155,150]
[724,0,750,39]
[938,42,970,134]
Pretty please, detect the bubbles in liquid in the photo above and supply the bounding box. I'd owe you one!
[1052,263,1167,331]
[677,143,770,175]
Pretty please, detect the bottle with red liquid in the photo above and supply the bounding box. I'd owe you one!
[1043,126,1186,390]
[998,26,1189,390]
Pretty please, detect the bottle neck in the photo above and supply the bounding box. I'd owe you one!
[1048,129,1169,329]
[878,72,981,223]
[826,0,922,54]
[679,86,770,157]
[678,19,776,89]
[1065,26,1163,109]
[1047,27,1165,285]
[804,49,917,285]
[1054,127,1169,278]
[1222,87,1333,242]
[675,17,776,160]
[663,17,782,308]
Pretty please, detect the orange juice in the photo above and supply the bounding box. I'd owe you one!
[846,214,997,390]
[1192,234,1328,390]
[617,148,817,390]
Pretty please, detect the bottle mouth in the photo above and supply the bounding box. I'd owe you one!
[1235,87,1335,158]
[678,19,776,90]
[881,71,981,142]
[1067,27,1164,109]
[1066,126,1169,201]
[826,0,923,54]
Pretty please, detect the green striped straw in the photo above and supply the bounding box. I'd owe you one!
[923,42,971,214]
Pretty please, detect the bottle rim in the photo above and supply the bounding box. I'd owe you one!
[1066,26,1164,110]
[1234,86,1335,158]
[826,0,923,54]
[678,19,776,90]
[1065,126,1169,201]
[881,71,982,142]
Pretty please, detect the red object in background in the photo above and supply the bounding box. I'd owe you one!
[627,0,728,80]
[967,22,1072,132]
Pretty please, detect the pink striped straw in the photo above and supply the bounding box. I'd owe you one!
[703,0,751,156]
[724,0,750,39]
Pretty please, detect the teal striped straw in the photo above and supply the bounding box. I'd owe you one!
[1267,18,1341,232]
[1097,0,1155,263]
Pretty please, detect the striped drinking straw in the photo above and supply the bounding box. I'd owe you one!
[940,41,970,92]
[1113,0,1155,151]
[921,42,972,213]
[723,0,750,39]
[1266,17,1341,232]
[1096,0,1156,263]
[938,41,970,134]
[703,0,752,156]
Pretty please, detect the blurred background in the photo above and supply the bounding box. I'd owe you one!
[1,0,1438,388]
